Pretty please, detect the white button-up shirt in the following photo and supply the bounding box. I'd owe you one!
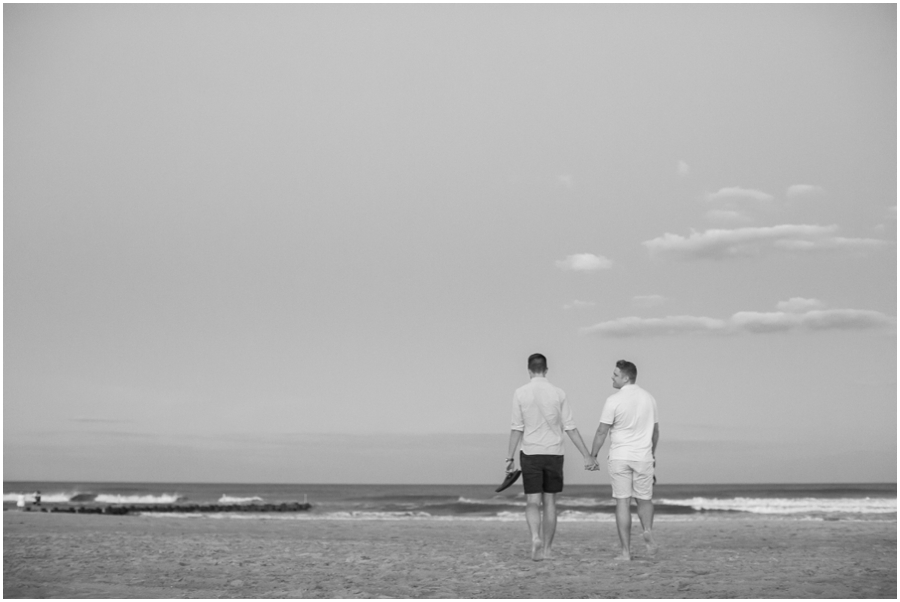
[511,376,576,455]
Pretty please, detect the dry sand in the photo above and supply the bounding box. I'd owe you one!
[3,511,896,598]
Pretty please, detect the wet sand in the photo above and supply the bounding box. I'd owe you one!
[3,511,896,598]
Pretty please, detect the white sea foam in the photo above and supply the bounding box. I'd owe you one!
[459,496,610,508]
[94,493,184,504]
[4,491,184,504]
[4,492,73,503]
[218,495,264,504]
[136,510,895,523]
[458,496,526,507]
[660,497,897,514]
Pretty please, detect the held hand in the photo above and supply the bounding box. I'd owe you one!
[584,456,599,471]
[504,458,516,473]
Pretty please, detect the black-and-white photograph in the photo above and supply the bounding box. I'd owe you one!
[4,3,896,599]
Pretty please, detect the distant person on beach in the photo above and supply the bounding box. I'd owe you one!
[590,359,659,561]
[507,353,597,561]
[34,491,41,506]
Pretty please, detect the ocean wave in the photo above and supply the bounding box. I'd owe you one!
[458,497,526,507]
[4,492,75,503]
[135,510,896,523]
[218,495,264,504]
[4,491,185,504]
[94,494,185,504]
[660,497,898,514]
[458,496,612,508]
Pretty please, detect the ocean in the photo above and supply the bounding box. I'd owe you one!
[4,481,895,522]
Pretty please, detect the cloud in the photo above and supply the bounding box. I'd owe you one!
[555,253,613,272]
[582,315,727,337]
[772,236,888,252]
[563,300,596,310]
[677,161,690,177]
[582,305,895,337]
[642,224,888,260]
[706,187,774,203]
[705,209,753,223]
[786,184,825,198]
[633,294,667,308]
[731,309,895,333]
[776,297,824,312]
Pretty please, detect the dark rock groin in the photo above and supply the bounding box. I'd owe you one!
[47,502,312,515]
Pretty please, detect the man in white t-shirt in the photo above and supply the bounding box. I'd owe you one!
[507,353,596,561]
[590,360,659,561]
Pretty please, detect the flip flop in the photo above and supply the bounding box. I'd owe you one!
[495,469,522,492]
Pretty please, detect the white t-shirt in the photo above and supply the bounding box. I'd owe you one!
[599,383,659,462]
[511,377,576,455]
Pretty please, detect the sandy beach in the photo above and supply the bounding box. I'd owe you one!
[3,511,895,599]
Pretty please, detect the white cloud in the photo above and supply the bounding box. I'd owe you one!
[706,187,774,203]
[772,236,887,252]
[776,297,824,312]
[582,306,894,337]
[555,253,613,272]
[705,209,753,223]
[633,294,667,308]
[786,184,825,198]
[643,224,888,260]
[731,310,895,333]
[581,315,727,337]
[677,161,690,177]
[563,300,596,310]
[643,224,834,259]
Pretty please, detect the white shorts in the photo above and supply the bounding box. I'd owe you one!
[608,459,654,500]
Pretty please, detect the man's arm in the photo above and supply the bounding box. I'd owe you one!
[506,429,523,472]
[565,428,598,470]
[591,422,612,459]
[651,422,659,458]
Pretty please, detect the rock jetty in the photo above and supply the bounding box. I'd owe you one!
[44,502,312,515]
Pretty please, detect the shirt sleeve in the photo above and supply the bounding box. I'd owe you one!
[510,392,524,431]
[599,396,616,425]
[559,391,576,431]
[652,395,659,424]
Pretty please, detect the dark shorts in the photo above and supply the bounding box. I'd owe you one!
[520,452,564,494]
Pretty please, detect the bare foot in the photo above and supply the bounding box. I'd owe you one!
[531,539,544,561]
[614,550,631,561]
[542,547,554,560]
[642,530,659,555]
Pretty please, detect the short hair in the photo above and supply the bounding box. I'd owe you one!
[616,359,637,383]
[528,353,548,374]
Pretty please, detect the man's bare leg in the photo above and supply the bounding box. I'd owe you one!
[525,493,544,561]
[541,493,558,559]
[614,497,632,560]
[636,498,658,555]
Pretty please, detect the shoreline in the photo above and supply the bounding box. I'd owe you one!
[5,511,896,598]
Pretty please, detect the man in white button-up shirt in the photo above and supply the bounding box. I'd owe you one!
[506,353,596,561]
[591,359,660,561]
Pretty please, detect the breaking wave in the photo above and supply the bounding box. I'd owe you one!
[660,497,897,515]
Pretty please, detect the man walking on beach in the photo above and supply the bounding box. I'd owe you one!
[590,360,659,561]
[507,353,596,561]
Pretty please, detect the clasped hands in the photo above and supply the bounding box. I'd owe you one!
[583,456,600,471]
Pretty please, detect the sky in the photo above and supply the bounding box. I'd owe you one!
[4,4,896,485]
